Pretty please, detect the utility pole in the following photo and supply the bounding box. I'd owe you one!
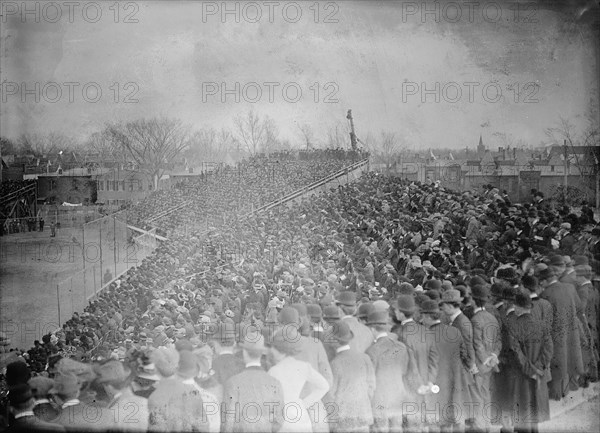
[563,139,568,204]
[346,110,358,152]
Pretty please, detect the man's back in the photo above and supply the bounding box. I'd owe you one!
[342,316,373,353]
[222,367,285,433]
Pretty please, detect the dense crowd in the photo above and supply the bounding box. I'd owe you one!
[0,180,36,199]
[1,163,599,432]
[126,150,365,237]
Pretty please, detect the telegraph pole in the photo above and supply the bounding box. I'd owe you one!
[563,139,568,204]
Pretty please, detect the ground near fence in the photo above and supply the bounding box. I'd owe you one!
[0,222,136,350]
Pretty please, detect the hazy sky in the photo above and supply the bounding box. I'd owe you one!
[1,0,598,149]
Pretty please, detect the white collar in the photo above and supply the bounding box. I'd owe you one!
[14,411,35,419]
[506,307,515,315]
[336,345,350,353]
[33,398,50,406]
[529,293,537,298]
[342,315,354,320]
[473,307,484,314]
[449,310,461,323]
[61,399,80,409]
[181,378,196,385]
[245,361,262,368]
[401,318,414,325]
[374,332,388,342]
[494,301,504,308]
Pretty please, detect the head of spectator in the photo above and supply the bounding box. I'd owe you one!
[439,289,463,317]
[331,320,354,350]
[5,360,31,387]
[470,285,489,308]
[323,305,342,324]
[419,300,441,327]
[28,376,55,403]
[335,291,357,317]
[96,360,132,401]
[366,309,391,339]
[238,333,266,366]
[49,373,81,407]
[521,275,539,295]
[514,290,533,316]
[393,295,417,322]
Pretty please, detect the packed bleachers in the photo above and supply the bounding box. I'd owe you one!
[0,180,35,199]
[126,149,366,236]
[1,161,599,432]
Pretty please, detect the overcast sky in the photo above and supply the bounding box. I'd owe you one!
[1,0,598,150]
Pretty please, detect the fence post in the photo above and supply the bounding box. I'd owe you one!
[70,278,74,316]
[56,284,61,326]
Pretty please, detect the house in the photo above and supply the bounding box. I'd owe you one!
[37,167,110,205]
[95,169,153,206]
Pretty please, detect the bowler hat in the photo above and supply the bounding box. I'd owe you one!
[323,306,341,321]
[439,289,463,304]
[420,300,440,314]
[278,307,300,327]
[306,304,323,320]
[366,310,389,326]
[396,295,417,313]
[356,303,373,319]
[336,291,357,307]
[514,291,532,309]
[331,321,354,343]
[471,285,490,301]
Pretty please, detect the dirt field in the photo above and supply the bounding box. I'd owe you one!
[0,220,140,350]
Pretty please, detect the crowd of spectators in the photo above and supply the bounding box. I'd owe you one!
[0,180,36,199]
[126,149,366,237]
[1,160,599,432]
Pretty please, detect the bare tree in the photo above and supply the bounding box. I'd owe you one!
[106,117,192,190]
[85,130,127,167]
[297,124,314,150]
[326,121,348,149]
[379,132,398,170]
[186,128,218,163]
[234,109,278,155]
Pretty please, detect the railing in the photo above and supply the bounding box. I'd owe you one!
[0,183,36,205]
[146,200,194,223]
[241,158,369,218]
